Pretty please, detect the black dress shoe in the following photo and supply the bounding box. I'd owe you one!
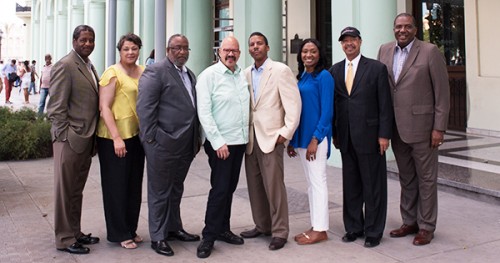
[57,242,90,254]
[197,240,214,259]
[77,233,100,245]
[240,228,271,238]
[217,231,244,245]
[364,236,381,248]
[151,240,174,256]
[342,231,364,242]
[167,229,200,242]
[268,237,287,250]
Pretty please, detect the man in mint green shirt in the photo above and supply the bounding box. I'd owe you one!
[195,36,250,259]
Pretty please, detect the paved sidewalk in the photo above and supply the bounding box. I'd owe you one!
[2,150,500,263]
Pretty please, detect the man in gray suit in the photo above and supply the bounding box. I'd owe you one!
[137,34,200,257]
[47,25,100,254]
[378,13,450,246]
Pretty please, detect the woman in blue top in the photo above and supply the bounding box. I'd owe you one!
[288,38,334,245]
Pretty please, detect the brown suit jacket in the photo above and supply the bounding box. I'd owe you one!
[377,39,450,143]
[47,50,99,153]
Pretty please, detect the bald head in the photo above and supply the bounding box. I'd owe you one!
[218,36,241,72]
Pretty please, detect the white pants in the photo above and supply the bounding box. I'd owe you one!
[297,139,329,231]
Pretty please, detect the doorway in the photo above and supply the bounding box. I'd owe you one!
[413,0,466,131]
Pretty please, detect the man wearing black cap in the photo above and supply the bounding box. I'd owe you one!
[329,26,393,248]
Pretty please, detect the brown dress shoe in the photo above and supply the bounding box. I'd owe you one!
[296,230,328,245]
[240,228,271,238]
[413,230,434,245]
[269,237,287,250]
[390,224,419,237]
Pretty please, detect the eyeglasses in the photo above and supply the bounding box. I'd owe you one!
[221,48,240,54]
[169,46,191,52]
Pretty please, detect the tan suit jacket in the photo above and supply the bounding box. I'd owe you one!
[377,39,449,143]
[47,49,99,248]
[47,50,99,153]
[245,59,301,154]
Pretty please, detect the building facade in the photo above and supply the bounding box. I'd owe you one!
[16,0,500,140]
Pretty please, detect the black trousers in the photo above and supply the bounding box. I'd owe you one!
[97,136,145,242]
[202,140,246,241]
[341,135,387,238]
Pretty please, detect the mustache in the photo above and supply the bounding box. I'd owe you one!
[225,55,236,60]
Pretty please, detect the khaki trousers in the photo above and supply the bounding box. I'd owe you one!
[244,136,289,239]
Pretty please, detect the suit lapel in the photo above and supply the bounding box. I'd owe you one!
[255,62,272,106]
[166,59,195,109]
[72,51,98,94]
[187,69,197,107]
[397,39,420,84]
[351,56,367,95]
[387,43,397,86]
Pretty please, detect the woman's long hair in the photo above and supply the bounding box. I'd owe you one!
[296,38,328,80]
[23,60,31,72]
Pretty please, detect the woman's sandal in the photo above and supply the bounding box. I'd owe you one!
[296,230,328,245]
[120,239,138,249]
[294,228,313,242]
[133,235,143,243]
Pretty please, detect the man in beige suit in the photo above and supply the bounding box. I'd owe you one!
[377,13,450,246]
[240,32,301,251]
[47,25,100,254]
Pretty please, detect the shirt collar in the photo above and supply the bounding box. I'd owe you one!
[216,60,241,74]
[174,64,187,73]
[345,53,361,65]
[73,49,92,66]
[395,38,416,52]
[252,58,268,72]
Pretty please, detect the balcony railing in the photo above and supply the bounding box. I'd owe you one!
[16,3,31,12]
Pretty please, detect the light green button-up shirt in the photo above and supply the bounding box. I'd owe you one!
[196,61,250,150]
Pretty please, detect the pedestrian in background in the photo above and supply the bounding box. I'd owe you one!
[38,54,53,115]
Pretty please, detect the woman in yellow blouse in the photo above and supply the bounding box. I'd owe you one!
[97,33,145,249]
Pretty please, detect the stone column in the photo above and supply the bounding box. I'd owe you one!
[116,0,134,37]
[107,0,117,66]
[31,0,41,65]
[154,0,167,62]
[69,0,85,33]
[140,0,155,65]
[233,0,282,68]
[173,0,212,75]
[55,0,69,61]
[331,0,396,60]
[86,0,106,75]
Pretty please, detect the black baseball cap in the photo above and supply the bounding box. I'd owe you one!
[338,27,361,41]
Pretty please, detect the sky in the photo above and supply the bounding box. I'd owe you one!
[0,0,24,25]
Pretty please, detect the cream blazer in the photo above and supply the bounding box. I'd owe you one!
[244,59,301,154]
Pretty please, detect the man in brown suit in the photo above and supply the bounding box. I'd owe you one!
[377,13,450,246]
[47,25,100,254]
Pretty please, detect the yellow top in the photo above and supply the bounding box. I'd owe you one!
[96,64,144,140]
